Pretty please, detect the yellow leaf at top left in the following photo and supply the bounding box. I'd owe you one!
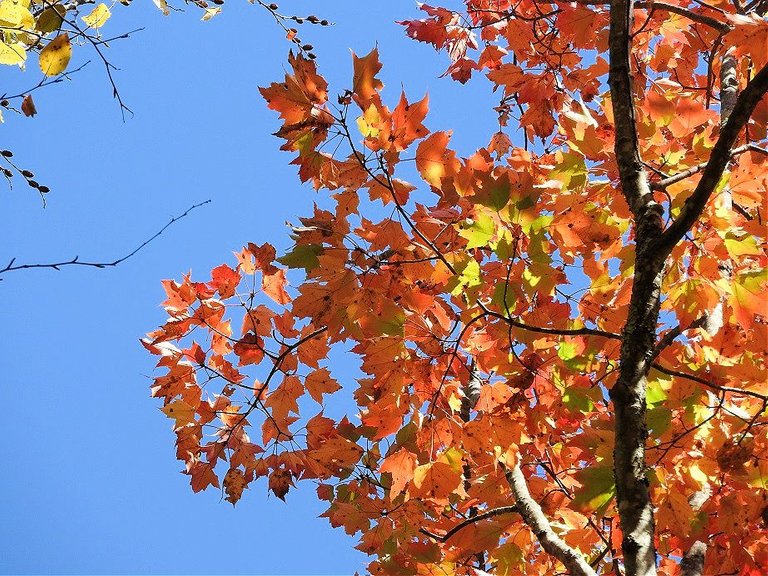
[38,32,71,76]
[82,3,111,28]
[0,0,34,29]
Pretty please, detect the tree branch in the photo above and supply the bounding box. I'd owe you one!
[0,200,210,279]
[609,0,658,219]
[505,463,598,576]
[637,1,730,31]
[572,0,731,32]
[479,303,623,341]
[657,63,768,256]
[419,505,519,543]
[0,61,91,102]
[608,0,664,573]
[651,362,768,401]
[652,316,707,358]
[649,144,752,190]
[680,541,707,576]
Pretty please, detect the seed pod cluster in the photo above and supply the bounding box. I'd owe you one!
[262,2,330,59]
[0,152,50,194]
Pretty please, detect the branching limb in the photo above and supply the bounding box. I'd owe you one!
[478,302,623,341]
[657,63,768,256]
[0,200,210,279]
[211,324,329,459]
[419,506,519,543]
[572,0,732,31]
[0,61,91,102]
[609,0,665,573]
[63,13,134,119]
[651,362,768,401]
[339,114,458,276]
[649,143,754,190]
[637,1,730,31]
[652,316,707,358]
[505,463,598,576]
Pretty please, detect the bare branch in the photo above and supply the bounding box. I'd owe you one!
[0,61,91,102]
[61,0,96,10]
[657,63,768,255]
[649,144,752,190]
[419,506,519,543]
[746,143,768,156]
[0,200,210,279]
[505,463,598,576]
[651,362,768,401]
[64,14,134,119]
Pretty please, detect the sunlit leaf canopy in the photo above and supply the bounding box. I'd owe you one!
[141,0,767,574]
[5,0,764,574]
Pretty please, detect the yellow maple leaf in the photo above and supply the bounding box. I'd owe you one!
[160,400,196,429]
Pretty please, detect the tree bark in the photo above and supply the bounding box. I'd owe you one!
[608,0,663,574]
[680,541,707,576]
[702,49,739,336]
[505,464,598,576]
[607,2,768,573]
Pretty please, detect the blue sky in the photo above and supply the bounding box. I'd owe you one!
[0,1,500,573]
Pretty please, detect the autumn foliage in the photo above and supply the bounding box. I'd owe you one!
[143,1,768,575]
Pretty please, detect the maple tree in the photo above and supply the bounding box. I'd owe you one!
[143,1,768,575]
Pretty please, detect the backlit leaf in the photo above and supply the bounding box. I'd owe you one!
[82,3,111,28]
[571,464,615,517]
[38,33,71,76]
[0,41,25,65]
[352,47,383,102]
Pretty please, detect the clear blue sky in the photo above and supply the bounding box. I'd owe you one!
[0,1,498,573]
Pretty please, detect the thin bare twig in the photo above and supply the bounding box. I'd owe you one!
[652,316,707,358]
[0,199,211,279]
[0,62,91,101]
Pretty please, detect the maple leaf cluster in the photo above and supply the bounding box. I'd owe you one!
[145,2,768,575]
